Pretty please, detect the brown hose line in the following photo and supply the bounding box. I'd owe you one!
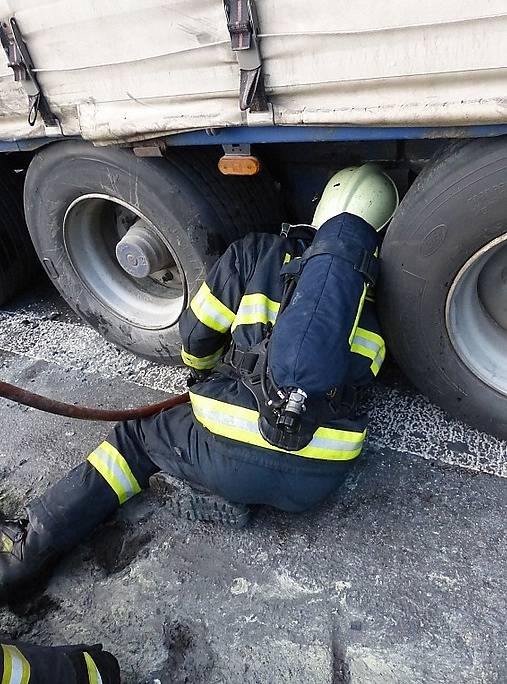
[0,380,189,422]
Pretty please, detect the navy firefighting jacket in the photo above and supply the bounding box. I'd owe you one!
[179,215,385,463]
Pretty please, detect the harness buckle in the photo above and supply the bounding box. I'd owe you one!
[354,251,379,287]
[280,259,303,279]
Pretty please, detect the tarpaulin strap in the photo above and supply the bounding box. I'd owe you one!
[227,0,252,50]
[0,18,59,128]
[224,0,268,111]
[239,69,263,112]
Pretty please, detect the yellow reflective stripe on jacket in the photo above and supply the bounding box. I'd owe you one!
[190,282,235,333]
[1,644,30,684]
[189,392,365,461]
[83,652,103,684]
[181,345,224,370]
[87,441,141,505]
[348,283,367,345]
[351,327,386,376]
[231,293,281,331]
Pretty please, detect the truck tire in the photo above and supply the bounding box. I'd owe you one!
[378,137,507,439]
[163,146,283,236]
[0,163,37,306]
[24,141,282,362]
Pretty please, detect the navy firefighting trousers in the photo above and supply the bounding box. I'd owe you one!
[27,403,355,552]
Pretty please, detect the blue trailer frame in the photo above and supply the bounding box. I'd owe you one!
[1,123,507,152]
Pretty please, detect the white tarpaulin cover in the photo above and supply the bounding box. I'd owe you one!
[0,0,506,143]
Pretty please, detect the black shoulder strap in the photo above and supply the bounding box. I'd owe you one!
[280,258,303,279]
[300,238,379,286]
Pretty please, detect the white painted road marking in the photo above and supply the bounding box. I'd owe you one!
[367,385,506,478]
[0,304,505,479]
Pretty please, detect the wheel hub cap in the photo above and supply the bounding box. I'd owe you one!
[446,234,507,396]
[116,220,171,278]
[63,194,186,330]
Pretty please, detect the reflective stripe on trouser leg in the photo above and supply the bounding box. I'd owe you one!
[87,441,142,505]
[83,652,103,684]
[25,425,152,553]
[1,645,30,684]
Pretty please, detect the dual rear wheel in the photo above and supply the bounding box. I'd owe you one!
[22,142,282,361]
[379,137,507,439]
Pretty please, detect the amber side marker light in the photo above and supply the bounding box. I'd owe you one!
[218,155,261,176]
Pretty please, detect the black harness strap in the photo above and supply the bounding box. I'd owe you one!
[223,347,260,375]
[280,259,303,279]
[280,222,379,286]
[299,238,379,286]
[221,340,359,451]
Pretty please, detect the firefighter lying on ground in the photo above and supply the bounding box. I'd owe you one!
[0,164,398,599]
[0,639,119,684]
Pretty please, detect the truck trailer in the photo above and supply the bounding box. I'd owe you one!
[0,0,505,439]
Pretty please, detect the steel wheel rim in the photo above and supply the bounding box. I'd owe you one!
[446,233,507,396]
[63,194,187,330]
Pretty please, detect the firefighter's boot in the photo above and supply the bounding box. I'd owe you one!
[0,518,59,601]
[0,458,125,602]
[0,641,121,683]
[67,645,121,684]
[150,472,253,528]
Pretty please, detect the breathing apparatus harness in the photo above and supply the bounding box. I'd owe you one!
[222,217,380,451]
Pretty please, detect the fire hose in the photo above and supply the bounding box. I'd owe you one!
[0,379,189,422]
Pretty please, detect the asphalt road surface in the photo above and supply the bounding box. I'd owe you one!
[0,283,505,684]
